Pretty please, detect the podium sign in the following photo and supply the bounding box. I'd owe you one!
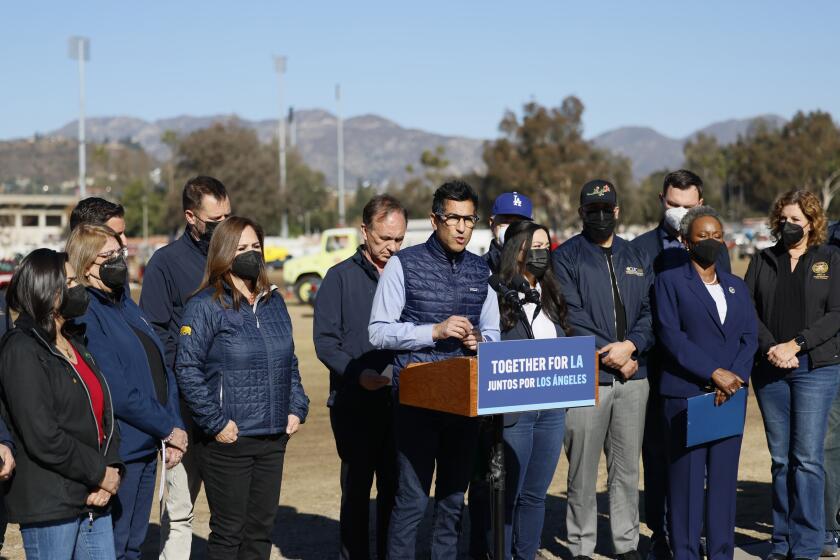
[477,336,598,415]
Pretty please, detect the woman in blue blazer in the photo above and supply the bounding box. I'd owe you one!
[653,206,758,560]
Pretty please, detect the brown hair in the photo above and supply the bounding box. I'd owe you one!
[196,216,272,309]
[65,224,123,287]
[769,189,827,247]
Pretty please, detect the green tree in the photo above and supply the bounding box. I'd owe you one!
[683,133,727,210]
[481,97,633,229]
[389,145,453,219]
[169,124,335,235]
[119,179,167,237]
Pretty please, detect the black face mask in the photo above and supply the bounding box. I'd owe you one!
[194,219,221,254]
[688,239,721,269]
[582,209,617,243]
[781,221,805,249]
[98,255,129,291]
[231,250,263,282]
[60,284,90,319]
[526,248,550,279]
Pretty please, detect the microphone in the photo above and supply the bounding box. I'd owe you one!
[488,274,520,305]
[511,275,541,304]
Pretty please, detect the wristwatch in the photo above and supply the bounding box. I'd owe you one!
[794,334,807,349]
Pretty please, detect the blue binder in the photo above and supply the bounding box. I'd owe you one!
[686,388,747,447]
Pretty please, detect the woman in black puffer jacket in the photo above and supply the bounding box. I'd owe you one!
[0,249,123,559]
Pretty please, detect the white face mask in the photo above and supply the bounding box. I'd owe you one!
[495,223,509,245]
[664,206,690,234]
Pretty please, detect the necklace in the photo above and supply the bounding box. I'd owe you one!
[702,274,718,286]
[57,340,76,362]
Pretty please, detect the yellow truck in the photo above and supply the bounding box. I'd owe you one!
[282,228,359,303]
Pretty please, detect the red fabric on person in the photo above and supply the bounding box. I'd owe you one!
[71,347,105,444]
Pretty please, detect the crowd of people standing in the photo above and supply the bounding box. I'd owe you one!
[0,169,838,560]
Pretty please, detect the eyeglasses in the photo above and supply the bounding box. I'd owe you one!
[436,213,480,228]
[97,247,128,260]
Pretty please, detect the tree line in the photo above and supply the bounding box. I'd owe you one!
[113,99,840,237]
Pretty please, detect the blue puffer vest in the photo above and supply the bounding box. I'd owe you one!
[393,234,489,386]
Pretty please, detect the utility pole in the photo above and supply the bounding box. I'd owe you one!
[336,84,345,226]
[274,56,289,237]
[68,36,90,199]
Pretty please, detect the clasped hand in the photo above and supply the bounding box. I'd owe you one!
[598,341,638,380]
[434,316,481,351]
[767,340,800,369]
[86,465,121,507]
[711,368,745,406]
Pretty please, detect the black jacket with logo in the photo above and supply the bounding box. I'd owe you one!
[553,233,654,383]
[744,243,840,371]
[0,314,123,524]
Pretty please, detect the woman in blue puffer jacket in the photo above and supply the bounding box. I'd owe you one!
[175,215,309,560]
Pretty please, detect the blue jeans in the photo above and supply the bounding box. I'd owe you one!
[112,455,158,560]
[388,405,480,560]
[502,408,566,560]
[20,513,116,560]
[754,361,840,559]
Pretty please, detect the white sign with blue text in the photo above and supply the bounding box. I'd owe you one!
[477,336,597,415]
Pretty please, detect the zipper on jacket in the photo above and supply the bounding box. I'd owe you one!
[31,330,115,455]
[604,254,620,339]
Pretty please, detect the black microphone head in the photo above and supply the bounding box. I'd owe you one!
[488,274,504,292]
[512,275,532,292]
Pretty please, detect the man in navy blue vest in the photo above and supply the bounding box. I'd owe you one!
[369,180,500,559]
[314,194,407,560]
[553,180,655,560]
[630,170,730,560]
[139,176,231,560]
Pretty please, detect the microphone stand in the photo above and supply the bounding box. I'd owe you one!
[487,281,534,560]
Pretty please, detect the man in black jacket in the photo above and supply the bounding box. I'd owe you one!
[630,170,730,560]
[138,176,231,560]
[553,180,654,560]
[314,194,407,560]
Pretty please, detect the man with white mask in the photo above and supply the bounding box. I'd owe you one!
[631,169,731,560]
[483,192,534,273]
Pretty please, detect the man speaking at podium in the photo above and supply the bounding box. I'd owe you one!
[369,180,500,559]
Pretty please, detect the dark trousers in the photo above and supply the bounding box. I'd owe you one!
[388,404,481,560]
[468,420,494,559]
[330,393,397,560]
[112,453,158,560]
[643,387,670,547]
[664,397,742,560]
[202,434,289,560]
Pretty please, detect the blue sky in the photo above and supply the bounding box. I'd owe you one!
[2,1,838,141]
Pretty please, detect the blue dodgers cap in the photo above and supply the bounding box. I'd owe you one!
[491,192,533,219]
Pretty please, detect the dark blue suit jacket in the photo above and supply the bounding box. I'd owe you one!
[653,262,758,397]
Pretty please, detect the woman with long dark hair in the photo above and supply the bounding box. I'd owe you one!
[745,189,840,560]
[0,248,123,559]
[495,220,570,560]
[175,216,309,560]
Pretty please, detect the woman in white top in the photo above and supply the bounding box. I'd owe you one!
[495,220,571,560]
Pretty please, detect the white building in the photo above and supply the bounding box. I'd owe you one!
[0,194,78,258]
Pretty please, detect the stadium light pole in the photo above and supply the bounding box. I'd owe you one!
[68,36,90,199]
[274,55,289,238]
[336,84,345,226]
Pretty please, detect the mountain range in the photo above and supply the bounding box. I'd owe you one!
[23,111,787,186]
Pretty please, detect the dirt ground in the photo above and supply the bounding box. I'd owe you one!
[0,258,777,559]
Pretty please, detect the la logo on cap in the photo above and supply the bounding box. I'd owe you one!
[513,193,522,207]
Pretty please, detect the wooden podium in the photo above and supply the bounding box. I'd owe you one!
[399,356,478,416]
